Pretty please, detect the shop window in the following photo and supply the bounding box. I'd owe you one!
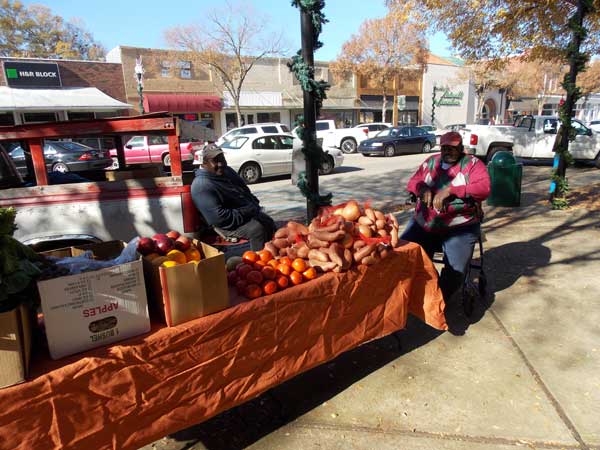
[257,112,281,123]
[0,113,15,126]
[68,112,95,121]
[22,112,57,123]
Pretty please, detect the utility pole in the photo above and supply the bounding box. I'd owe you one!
[135,56,145,114]
[300,10,319,221]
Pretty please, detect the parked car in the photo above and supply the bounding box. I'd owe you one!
[358,126,436,157]
[588,120,600,133]
[354,122,392,138]
[316,120,370,154]
[8,141,113,176]
[108,135,198,169]
[418,125,437,133]
[434,123,467,145]
[194,133,344,184]
[216,123,291,146]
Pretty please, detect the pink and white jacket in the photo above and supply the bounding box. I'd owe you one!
[407,154,491,232]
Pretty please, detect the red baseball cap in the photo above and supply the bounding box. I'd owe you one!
[440,131,462,147]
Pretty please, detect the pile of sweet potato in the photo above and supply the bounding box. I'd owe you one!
[263,200,400,273]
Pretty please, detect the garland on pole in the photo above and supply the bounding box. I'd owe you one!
[288,0,332,207]
[551,0,595,209]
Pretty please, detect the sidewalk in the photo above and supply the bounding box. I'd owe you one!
[144,166,600,450]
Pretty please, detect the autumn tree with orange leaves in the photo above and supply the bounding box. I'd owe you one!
[331,10,428,124]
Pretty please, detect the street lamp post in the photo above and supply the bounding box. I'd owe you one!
[135,56,145,114]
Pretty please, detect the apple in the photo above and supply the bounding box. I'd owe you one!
[174,235,192,251]
[137,237,156,255]
[154,236,174,255]
[166,230,181,240]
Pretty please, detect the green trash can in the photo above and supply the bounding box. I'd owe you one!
[487,151,522,206]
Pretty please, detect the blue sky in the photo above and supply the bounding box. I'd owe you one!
[23,0,454,61]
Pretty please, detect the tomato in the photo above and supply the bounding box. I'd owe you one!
[242,251,259,265]
[236,263,253,280]
[277,263,292,277]
[290,270,304,285]
[302,267,317,280]
[291,258,307,273]
[279,256,292,266]
[257,250,274,263]
[246,270,264,285]
[262,280,278,295]
[261,266,277,280]
[276,275,289,289]
[245,283,263,299]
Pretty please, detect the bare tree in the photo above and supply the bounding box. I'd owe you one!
[164,1,286,127]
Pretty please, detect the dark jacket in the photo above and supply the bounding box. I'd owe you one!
[191,166,261,231]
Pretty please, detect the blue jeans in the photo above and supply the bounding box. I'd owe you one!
[400,218,481,299]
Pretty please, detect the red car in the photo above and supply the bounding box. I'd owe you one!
[109,135,198,169]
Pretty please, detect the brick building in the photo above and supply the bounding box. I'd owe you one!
[0,57,130,126]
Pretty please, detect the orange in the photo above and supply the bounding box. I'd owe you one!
[166,250,187,265]
[262,280,278,295]
[161,260,178,268]
[261,266,277,280]
[277,263,292,277]
[257,249,274,263]
[291,258,307,273]
[290,270,304,286]
[267,259,279,269]
[253,260,267,270]
[245,283,263,299]
[184,247,202,262]
[276,275,289,289]
[302,267,318,280]
[242,251,259,265]
[279,256,292,266]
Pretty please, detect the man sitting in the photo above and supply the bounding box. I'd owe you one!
[400,131,491,301]
[191,144,276,251]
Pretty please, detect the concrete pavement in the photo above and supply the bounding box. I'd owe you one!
[144,165,600,450]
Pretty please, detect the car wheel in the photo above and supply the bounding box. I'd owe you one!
[239,162,261,184]
[319,156,335,175]
[51,162,69,173]
[162,154,171,166]
[340,138,357,154]
[110,157,119,170]
[594,152,600,169]
[422,142,432,153]
[384,145,395,157]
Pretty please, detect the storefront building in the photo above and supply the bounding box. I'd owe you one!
[106,46,223,132]
[0,57,130,127]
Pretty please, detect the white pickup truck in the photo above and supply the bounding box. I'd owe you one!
[460,116,600,167]
[316,120,370,154]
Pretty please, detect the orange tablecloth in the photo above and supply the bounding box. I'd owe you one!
[0,242,445,450]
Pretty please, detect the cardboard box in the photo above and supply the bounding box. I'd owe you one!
[0,303,32,389]
[143,241,229,327]
[37,241,151,360]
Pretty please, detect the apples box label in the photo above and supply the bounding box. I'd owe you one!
[38,260,150,359]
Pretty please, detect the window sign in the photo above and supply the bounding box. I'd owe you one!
[4,61,62,88]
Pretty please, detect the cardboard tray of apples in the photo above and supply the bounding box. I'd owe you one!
[136,230,202,267]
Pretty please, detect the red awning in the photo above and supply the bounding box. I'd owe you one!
[143,94,222,113]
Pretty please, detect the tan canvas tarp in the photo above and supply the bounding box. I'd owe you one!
[0,242,445,450]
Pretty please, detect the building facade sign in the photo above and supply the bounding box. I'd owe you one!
[436,89,464,106]
[3,61,62,88]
